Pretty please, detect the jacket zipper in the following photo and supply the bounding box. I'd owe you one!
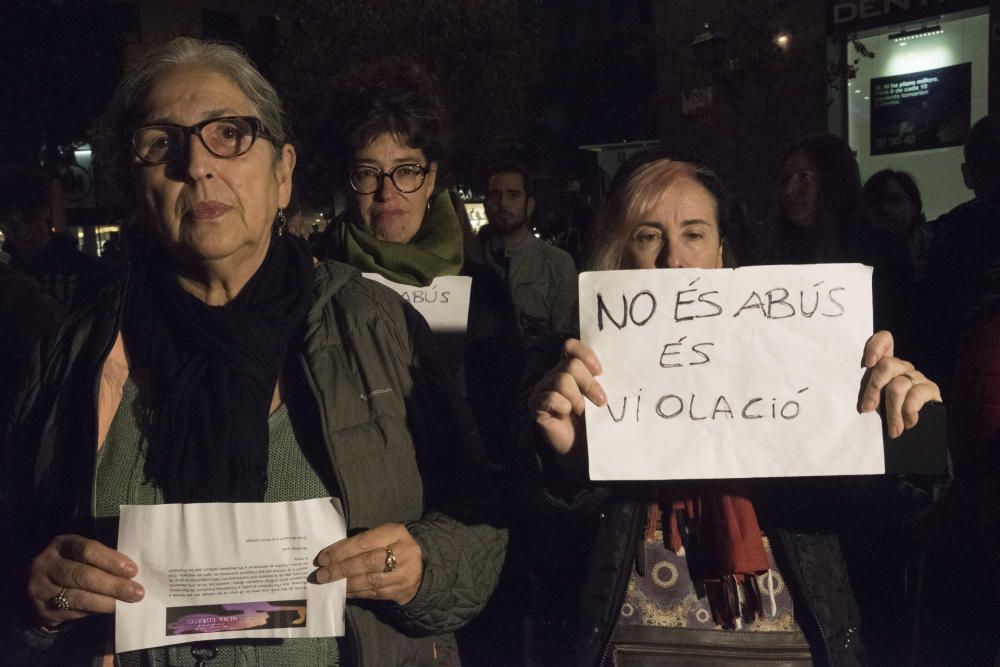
[597,501,647,666]
[297,354,350,521]
[297,353,365,662]
[776,531,834,666]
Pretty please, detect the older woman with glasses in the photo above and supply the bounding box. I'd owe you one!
[1,38,504,665]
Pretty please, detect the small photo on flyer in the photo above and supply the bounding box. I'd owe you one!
[166,600,308,636]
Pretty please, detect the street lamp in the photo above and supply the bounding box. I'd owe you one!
[691,23,728,71]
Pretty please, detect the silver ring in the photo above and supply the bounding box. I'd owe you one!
[383,545,398,573]
[47,588,72,611]
[901,372,917,384]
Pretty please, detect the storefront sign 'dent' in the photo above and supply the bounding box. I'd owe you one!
[829,0,986,35]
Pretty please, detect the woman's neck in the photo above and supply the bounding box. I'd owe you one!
[173,243,270,305]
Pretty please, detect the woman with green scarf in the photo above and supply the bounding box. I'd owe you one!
[313,62,465,286]
[312,61,531,665]
[313,61,525,463]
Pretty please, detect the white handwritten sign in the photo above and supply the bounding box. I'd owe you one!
[363,274,472,333]
[581,264,884,481]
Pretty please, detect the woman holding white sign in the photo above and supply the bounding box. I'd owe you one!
[528,156,941,666]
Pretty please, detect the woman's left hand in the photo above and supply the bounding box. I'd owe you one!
[859,330,942,438]
[315,523,423,605]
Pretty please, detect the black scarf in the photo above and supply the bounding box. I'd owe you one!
[122,234,315,503]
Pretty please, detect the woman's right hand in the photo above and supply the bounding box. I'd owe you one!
[529,338,607,456]
[29,534,144,628]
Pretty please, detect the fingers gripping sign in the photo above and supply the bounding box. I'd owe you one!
[529,338,607,456]
[858,330,943,438]
[315,523,422,605]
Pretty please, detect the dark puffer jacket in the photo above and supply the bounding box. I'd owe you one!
[1,261,507,665]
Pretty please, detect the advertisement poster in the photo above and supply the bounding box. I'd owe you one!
[870,63,971,155]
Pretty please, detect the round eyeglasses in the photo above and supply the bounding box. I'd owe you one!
[348,164,429,195]
[131,116,273,165]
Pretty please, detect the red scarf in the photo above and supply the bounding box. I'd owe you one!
[647,486,770,628]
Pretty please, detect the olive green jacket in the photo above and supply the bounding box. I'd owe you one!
[299,262,507,664]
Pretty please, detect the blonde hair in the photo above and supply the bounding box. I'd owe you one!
[588,160,723,271]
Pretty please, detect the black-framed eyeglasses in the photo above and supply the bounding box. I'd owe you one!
[348,163,429,195]
[131,116,273,165]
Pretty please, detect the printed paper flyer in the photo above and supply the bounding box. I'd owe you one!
[116,498,346,652]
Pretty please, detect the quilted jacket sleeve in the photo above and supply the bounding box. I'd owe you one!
[395,513,507,634]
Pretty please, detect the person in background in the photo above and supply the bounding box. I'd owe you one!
[310,59,527,665]
[312,61,459,285]
[751,134,913,348]
[914,257,1000,664]
[863,169,934,281]
[912,118,1000,663]
[480,162,578,349]
[1,37,505,666]
[526,154,942,666]
[0,163,108,306]
[311,62,540,465]
[754,134,928,664]
[918,114,1000,400]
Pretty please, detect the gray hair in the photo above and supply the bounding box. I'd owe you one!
[101,37,289,194]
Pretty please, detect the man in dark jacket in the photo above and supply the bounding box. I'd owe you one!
[919,114,1000,398]
[480,163,578,347]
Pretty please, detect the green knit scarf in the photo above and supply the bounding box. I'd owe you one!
[342,190,464,286]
